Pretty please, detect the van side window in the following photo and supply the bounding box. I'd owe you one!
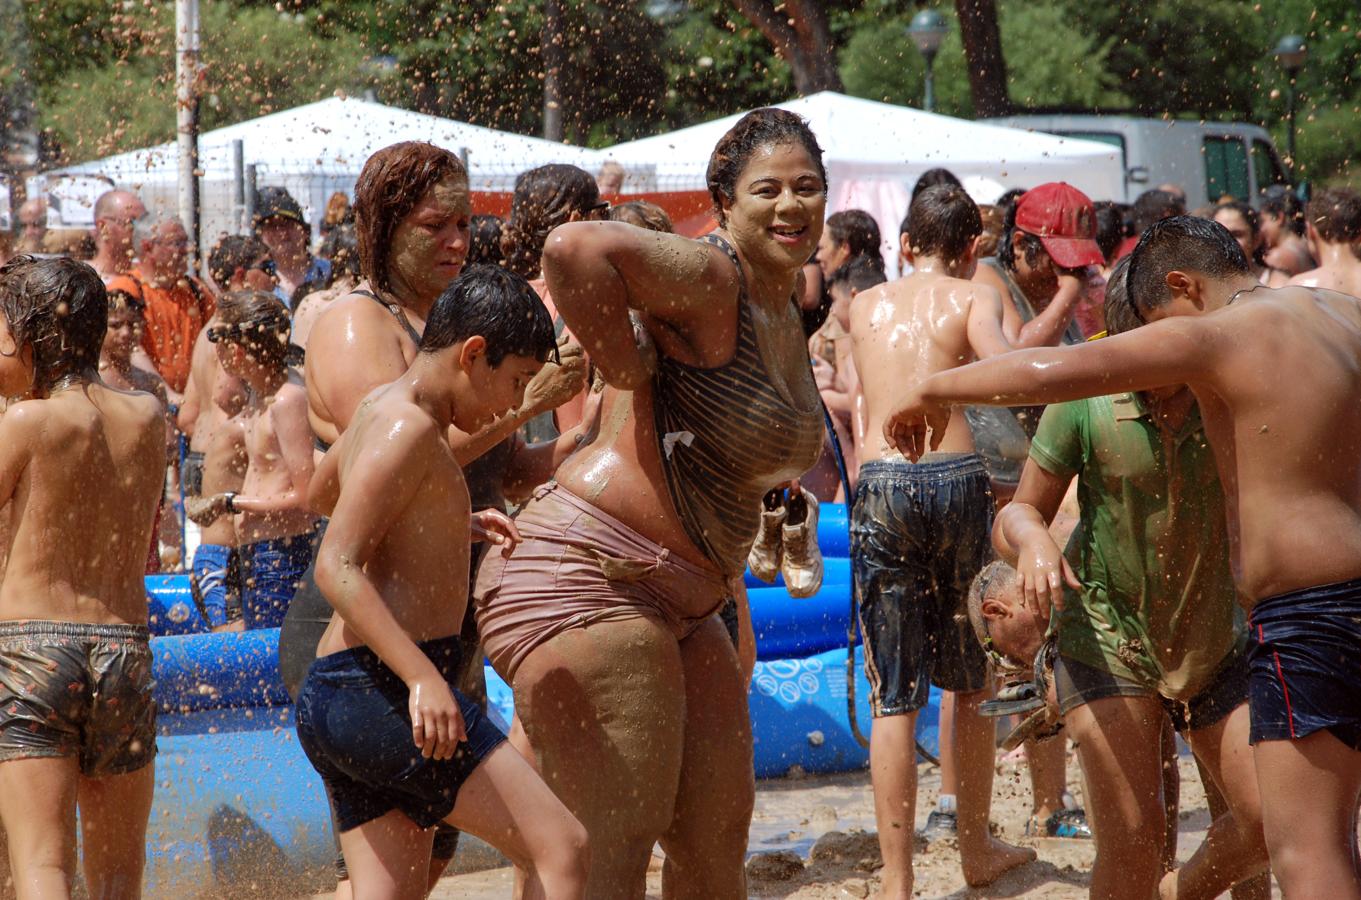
[1204,137,1250,201]
[1252,139,1289,191]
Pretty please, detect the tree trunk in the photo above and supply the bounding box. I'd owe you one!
[954,0,1010,116]
[728,0,844,95]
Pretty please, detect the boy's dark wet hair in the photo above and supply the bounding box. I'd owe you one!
[1260,185,1306,236]
[609,200,673,234]
[907,185,982,261]
[467,214,506,266]
[826,210,882,262]
[911,167,962,202]
[318,222,360,277]
[1132,189,1186,234]
[1306,188,1361,243]
[706,108,827,226]
[420,265,558,367]
[208,234,269,288]
[0,255,108,392]
[501,164,599,280]
[210,291,292,370]
[1102,256,1139,336]
[827,255,886,295]
[355,142,467,295]
[1127,216,1249,315]
[1093,200,1130,263]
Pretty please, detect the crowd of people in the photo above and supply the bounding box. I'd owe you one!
[0,104,1360,900]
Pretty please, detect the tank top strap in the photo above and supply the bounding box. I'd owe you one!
[700,233,748,303]
[352,288,421,345]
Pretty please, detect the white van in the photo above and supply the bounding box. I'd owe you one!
[985,114,1292,208]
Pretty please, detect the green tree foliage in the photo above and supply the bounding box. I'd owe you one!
[30,1,368,163]
[840,1,1126,118]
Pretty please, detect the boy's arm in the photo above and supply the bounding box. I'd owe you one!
[233,391,316,515]
[1012,271,1084,348]
[307,438,342,518]
[314,421,465,760]
[884,315,1212,459]
[993,459,1080,618]
[965,284,1017,360]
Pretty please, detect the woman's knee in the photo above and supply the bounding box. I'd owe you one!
[537,816,591,887]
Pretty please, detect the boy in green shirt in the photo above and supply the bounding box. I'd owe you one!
[985,261,1268,900]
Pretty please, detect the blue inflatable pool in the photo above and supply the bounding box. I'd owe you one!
[140,503,940,896]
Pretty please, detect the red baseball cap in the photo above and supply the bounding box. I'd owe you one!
[1014,182,1105,269]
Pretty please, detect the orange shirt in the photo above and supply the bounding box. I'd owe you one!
[108,268,215,393]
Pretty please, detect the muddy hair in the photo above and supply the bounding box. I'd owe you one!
[318,223,360,278]
[354,142,467,295]
[1127,215,1249,316]
[0,255,108,392]
[208,234,269,288]
[826,210,884,271]
[966,560,1017,657]
[420,265,558,366]
[908,185,982,261]
[1260,185,1306,236]
[1306,188,1361,243]
[211,290,293,371]
[501,165,599,279]
[610,200,673,234]
[468,214,505,266]
[827,255,886,295]
[706,108,827,225]
[1102,256,1139,336]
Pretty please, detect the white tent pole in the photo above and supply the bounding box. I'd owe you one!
[175,0,201,268]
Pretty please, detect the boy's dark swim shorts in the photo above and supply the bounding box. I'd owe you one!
[295,635,506,832]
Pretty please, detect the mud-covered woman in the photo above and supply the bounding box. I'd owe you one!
[475,108,828,898]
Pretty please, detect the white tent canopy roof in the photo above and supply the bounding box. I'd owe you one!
[600,91,1124,201]
[50,96,602,193]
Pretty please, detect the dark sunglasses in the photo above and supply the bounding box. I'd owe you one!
[254,259,277,276]
[585,201,611,219]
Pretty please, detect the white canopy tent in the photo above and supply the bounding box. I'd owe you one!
[600,92,1125,271]
[36,97,603,237]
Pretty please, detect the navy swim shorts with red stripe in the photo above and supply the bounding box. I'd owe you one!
[1247,576,1361,750]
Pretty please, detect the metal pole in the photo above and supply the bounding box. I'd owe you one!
[244,164,258,229]
[541,0,564,141]
[175,0,201,268]
[923,58,937,113]
[232,139,245,233]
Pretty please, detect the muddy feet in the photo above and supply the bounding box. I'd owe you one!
[961,836,1038,887]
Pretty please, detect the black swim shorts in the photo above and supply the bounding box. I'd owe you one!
[0,621,156,776]
[1248,576,1361,750]
[851,455,993,717]
[295,635,506,832]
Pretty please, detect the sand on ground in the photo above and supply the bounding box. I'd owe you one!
[427,747,1283,899]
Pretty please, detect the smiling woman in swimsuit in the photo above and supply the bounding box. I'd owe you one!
[475,108,828,899]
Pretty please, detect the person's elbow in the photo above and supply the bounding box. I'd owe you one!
[312,544,348,608]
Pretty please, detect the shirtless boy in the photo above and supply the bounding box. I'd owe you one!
[295,265,588,898]
[884,215,1361,897]
[849,184,1043,896]
[194,292,316,630]
[1290,187,1361,296]
[986,260,1267,900]
[0,256,166,899]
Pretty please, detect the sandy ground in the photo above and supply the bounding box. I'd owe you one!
[425,747,1283,899]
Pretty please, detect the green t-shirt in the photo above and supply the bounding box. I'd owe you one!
[1029,392,1245,701]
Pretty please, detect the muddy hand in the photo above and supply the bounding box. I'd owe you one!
[472,509,522,557]
[882,390,950,462]
[184,493,229,526]
[522,335,588,416]
[1017,536,1080,619]
[408,673,466,761]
